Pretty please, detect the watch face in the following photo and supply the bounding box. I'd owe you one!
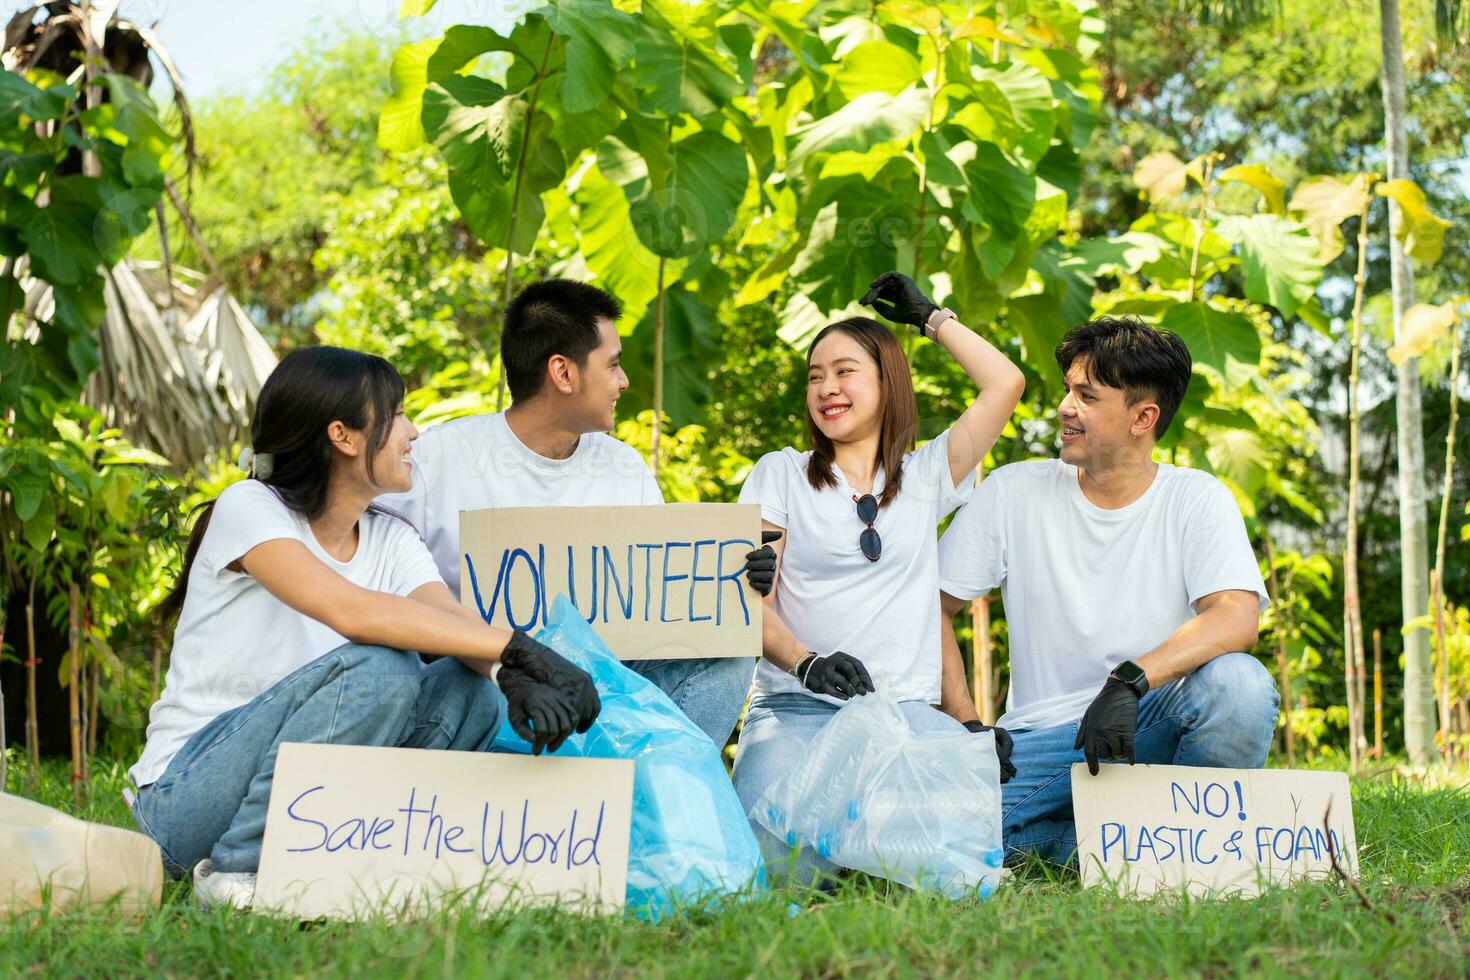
[1114,661,1146,686]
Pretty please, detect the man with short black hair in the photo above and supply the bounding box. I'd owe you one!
[382,279,768,747]
[938,315,1278,863]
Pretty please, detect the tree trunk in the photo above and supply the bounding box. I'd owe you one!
[1373,628,1384,758]
[1379,0,1438,764]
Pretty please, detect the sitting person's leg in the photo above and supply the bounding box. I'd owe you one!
[1002,652,1278,864]
[132,644,501,876]
[731,692,843,885]
[625,656,757,747]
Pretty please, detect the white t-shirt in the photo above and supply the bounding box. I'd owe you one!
[377,411,663,599]
[738,430,974,705]
[130,480,443,787]
[938,459,1269,732]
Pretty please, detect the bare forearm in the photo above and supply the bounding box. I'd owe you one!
[343,592,512,663]
[1135,602,1259,689]
[935,317,1025,399]
[939,611,980,723]
[760,603,809,673]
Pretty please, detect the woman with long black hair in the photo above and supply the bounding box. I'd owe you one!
[129,346,599,909]
[733,273,1025,884]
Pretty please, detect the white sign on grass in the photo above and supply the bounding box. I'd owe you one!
[460,503,764,660]
[1072,764,1358,897]
[254,743,634,919]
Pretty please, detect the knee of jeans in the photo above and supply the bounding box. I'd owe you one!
[1188,653,1279,756]
[337,644,422,704]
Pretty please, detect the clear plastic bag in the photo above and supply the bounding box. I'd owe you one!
[751,693,1005,899]
[491,595,764,918]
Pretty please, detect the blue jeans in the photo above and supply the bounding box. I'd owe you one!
[732,692,970,885]
[626,656,756,747]
[130,644,504,876]
[1003,652,1280,864]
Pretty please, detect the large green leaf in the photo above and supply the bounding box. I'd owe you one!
[423,74,521,187]
[622,284,722,425]
[834,39,923,99]
[19,176,105,287]
[98,75,172,187]
[1159,301,1261,388]
[1008,292,1068,392]
[971,63,1055,170]
[0,72,72,128]
[786,88,931,179]
[575,164,685,325]
[544,0,638,114]
[1215,214,1322,319]
[378,27,519,151]
[960,142,1036,276]
[659,129,748,254]
[634,0,744,117]
[1218,163,1285,215]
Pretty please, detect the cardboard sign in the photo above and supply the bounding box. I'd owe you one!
[1072,764,1358,897]
[460,503,764,660]
[254,743,633,919]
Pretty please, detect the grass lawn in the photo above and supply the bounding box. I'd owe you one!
[3,754,1468,978]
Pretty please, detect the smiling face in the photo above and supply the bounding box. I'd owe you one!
[366,403,419,494]
[807,329,883,444]
[566,315,629,433]
[1056,357,1159,469]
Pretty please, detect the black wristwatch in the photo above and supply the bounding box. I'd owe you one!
[1109,660,1150,697]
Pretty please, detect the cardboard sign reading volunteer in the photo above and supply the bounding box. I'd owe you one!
[254,743,633,919]
[1072,764,1358,897]
[460,503,763,660]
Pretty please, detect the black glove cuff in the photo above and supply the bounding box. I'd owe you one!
[963,720,989,733]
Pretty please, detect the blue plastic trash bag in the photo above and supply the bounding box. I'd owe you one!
[751,692,1004,899]
[491,595,764,917]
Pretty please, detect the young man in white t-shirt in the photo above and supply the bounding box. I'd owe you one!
[937,315,1278,863]
[380,280,770,747]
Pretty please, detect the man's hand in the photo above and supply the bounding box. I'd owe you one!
[500,631,600,734]
[496,668,577,755]
[1073,677,1141,776]
[860,271,938,331]
[744,530,782,597]
[798,651,876,700]
[963,720,1016,783]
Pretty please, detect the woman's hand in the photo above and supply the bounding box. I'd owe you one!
[500,631,601,734]
[860,272,940,333]
[796,651,876,700]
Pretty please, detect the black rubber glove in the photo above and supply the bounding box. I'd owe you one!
[1073,677,1141,776]
[500,631,600,735]
[797,651,876,700]
[860,271,938,331]
[496,668,576,756]
[963,720,1017,783]
[743,530,782,597]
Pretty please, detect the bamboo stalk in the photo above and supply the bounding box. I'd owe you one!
[1262,528,1295,766]
[651,255,667,477]
[1343,196,1373,770]
[1430,330,1461,750]
[24,572,38,776]
[68,582,81,806]
[1373,628,1384,758]
[970,597,994,726]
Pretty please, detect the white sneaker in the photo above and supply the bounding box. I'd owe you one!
[192,859,256,911]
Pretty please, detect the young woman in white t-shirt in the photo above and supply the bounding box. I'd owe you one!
[129,346,601,909]
[733,272,1025,884]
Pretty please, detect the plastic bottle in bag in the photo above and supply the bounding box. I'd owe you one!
[751,693,1004,899]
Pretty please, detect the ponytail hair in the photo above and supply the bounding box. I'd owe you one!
[154,346,406,626]
[804,316,918,510]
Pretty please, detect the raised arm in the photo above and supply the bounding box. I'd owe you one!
[860,271,1024,486]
